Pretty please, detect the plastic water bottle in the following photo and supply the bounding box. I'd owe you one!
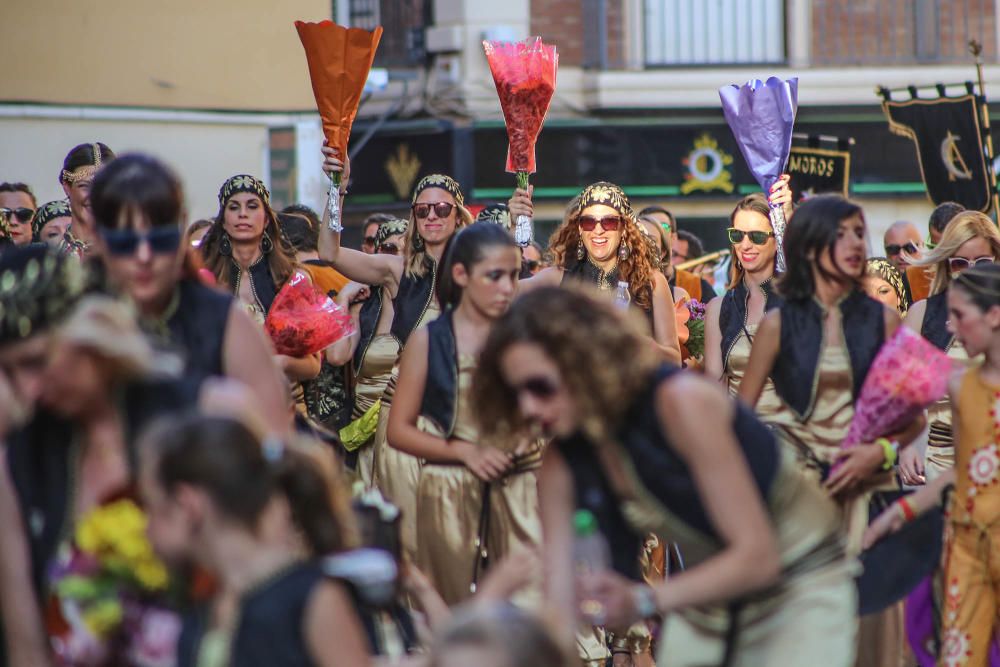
[573,509,610,624]
[614,280,631,309]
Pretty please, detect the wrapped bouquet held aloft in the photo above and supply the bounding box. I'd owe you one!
[295,20,382,232]
[483,37,558,246]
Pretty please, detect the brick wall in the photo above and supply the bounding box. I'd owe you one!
[812,0,996,65]
[531,0,624,68]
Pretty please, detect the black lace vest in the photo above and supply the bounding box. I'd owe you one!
[420,310,459,437]
[718,278,782,369]
[390,262,436,348]
[166,279,233,385]
[920,292,952,351]
[232,256,279,315]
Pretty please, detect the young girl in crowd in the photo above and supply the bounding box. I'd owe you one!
[865,263,1000,666]
[387,222,541,605]
[142,413,372,667]
[899,211,1000,485]
[473,286,853,666]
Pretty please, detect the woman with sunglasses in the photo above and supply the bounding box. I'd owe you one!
[897,211,1000,486]
[388,222,541,605]
[0,182,37,247]
[91,154,289,433]
[704,193,784,417]
[472,285,854,666]
[512,182,681,363]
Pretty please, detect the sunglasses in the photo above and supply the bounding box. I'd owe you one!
[101,227,182,256]
[523,259,540,271]
[511,376,560,400]
[727,228,775,245]
[577,215,623,232]
[885,242,918,256]
[378,242,401,256]
[412,202,455,219]
[948,256,994,271]
[363,235,377,246]
[0,207,34,224]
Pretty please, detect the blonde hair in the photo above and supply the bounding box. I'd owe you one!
[726,193,774,290]
[909,211,1000,295]
[403,191,472,279]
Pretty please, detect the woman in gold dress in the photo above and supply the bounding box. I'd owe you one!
[387,223,541,606]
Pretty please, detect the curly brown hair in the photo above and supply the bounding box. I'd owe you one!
[473,284,662,444]
[548,207,657,311]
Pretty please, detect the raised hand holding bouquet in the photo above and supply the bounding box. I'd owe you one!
[265,272,356,357]
[295,20,382,232]
[483,37,558,246]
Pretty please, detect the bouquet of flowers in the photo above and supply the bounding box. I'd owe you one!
[685,299,707,359]
[483,37,558,246]
[46,497,179,667]
[266,272,356,357]
[295,20,382,231]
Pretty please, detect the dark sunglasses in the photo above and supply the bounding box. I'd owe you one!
[577,215,623,232]
[412,202,455,219]
[363,235,378,246]
[948,256,994,271]
[0,207,34,224]
[511,376,559,400]
[101,227,182,256]
[885,242,918,256]
[523,259,540,271]
[378,242,401,256]
[727,228,774,245]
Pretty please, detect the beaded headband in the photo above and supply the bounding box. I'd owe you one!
[411,174,464,207]
[31,199,73,240]
[61,143,104,184]
[865,257,908,315]
[374,218,409,249]
[218,174,271,207]
[573,181,633,219]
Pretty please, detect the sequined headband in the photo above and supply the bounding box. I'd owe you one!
[32,199,72,241]
[476,203,512,231]
[0,245,87,344]
[573,181,633,219]
[375,218,409,249]
[412,174,464,207]
[218,174,270,207]
[866,258,908,315]
[61,143,104,184]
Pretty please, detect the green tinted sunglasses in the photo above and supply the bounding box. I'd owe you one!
[727,228,774,245]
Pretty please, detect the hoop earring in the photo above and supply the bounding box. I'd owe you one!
[220,233,233,257]
[412,234,425,252]
[261,234,274,254]
[618,242,630,262]
[576,239,585,261]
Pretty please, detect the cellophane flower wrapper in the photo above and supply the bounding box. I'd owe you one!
[832,326,951,473]
[265,273,356,357]
[685,299,707,359]
[483,37,558,174]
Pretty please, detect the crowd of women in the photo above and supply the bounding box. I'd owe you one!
[0,138,997,667]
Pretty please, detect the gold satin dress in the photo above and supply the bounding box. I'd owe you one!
[353,334,400,487]
[925,338,973,481]
[726,324,782,420]
[414,354,543,606]
[374,299,440,563]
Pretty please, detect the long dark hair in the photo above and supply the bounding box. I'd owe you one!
[952,263,1000,312]
[147,414,356,556]
[436,222,518,309]
[776,194,865,302]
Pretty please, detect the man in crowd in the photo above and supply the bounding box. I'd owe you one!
[883,220,923,274]
[360,212,393,254]
[906,201,965,302]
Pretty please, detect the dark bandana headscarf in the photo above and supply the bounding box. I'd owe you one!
[866,257,909,316]
[375,218,409,249]
[31,199,73,241]
[475,203,512,231]
[411,174,465,207]
[0,245,87,343]
[573,181,633,219]
[218,174,271,209]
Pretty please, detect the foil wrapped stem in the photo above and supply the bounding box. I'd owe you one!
[769,203,787,273]
[327,173,343,233]
[514,170,533,247]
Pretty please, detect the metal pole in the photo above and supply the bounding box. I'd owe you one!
[970,39,1000,220]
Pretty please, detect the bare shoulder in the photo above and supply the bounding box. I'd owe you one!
[520,266,563,292]
[656,370,728,415]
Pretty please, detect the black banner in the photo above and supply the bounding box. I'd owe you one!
[882,94,993,213]
[787,143,851,202]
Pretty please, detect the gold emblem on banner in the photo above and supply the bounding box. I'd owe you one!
[940,131,973,181]
[386,144,422,200]
[681,134,734,195]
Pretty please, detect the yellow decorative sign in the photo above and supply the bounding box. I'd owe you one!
[385,144,422,200]
[680,134,734,195]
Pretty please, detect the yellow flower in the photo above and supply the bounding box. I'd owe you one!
[82,598,123,637]
[74,499,170,591]
[134,559,169,591]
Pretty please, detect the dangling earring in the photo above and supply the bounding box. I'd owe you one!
[220,233,233,257]
[618,242,630,262]
[261,234,274,254]
[413,234,425,252]
[576,239,585,261]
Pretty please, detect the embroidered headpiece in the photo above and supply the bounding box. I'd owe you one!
[218,174,271,207]
[475,203,512,231]
[31,199,73,241]
[374,218,409,249]
[411,174,465,207]
[61,143,105,184]
[573,181,633,219]
[865,257,908,316]
[0,245,87,344]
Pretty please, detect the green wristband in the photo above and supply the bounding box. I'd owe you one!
[877,437,898,471]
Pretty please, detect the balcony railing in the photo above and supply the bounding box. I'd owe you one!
[643,0,786,67]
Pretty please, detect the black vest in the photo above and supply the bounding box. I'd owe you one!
[420,311,459,437]
[556,364,779,579]
[353,287,384,369]
[232,255,279,314]
[390,261,436,348]
[166,279,233,386]
[771,289,885,419]
[561,258,655,326]
[719,278,782,369]
[920,292,952,351]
